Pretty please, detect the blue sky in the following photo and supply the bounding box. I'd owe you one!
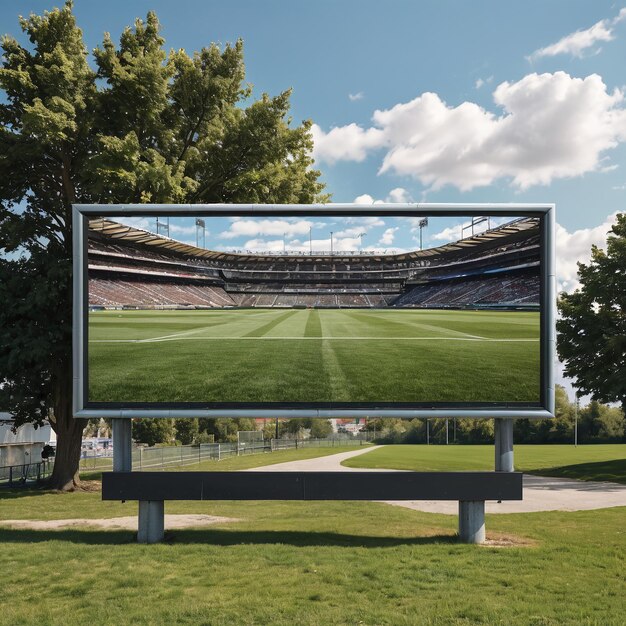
[3,0,625,287]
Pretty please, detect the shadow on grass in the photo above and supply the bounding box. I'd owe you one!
[0,527,458,547]
[529,459,626,486]
[0,485,56,500]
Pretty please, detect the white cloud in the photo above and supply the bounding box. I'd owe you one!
[354,193,377,204]
[353,187,413,204]
[169,223,198,236]
[430,224,464,243]
[240,235,365,254]
[314,72,626,191]
[333,226,367,238]
[428,217,511,244]
[528,8,626,61]
[386,187,413,203]
[555,213,618,292]
[311,123,384,164]
[475,76,493,89]
[349,91,364,101]
[379,227,398,246]
[219,219,314,239]
[112,216,154,232]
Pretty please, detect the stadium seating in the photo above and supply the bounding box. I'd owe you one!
[393,272,539,308]
[87,219,541,310]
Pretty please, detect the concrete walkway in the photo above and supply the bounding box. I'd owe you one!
[250,446,626,514]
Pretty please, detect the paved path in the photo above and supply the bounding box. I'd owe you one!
[250,446,626,514]
[247,446,389,472]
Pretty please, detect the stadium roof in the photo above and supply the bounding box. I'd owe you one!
[88,216,539,263]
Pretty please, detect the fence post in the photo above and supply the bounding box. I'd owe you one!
[218,443,221,461]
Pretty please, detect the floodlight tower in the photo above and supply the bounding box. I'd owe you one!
[358,232,366,252]
[195,218,206,248]
[330,231,334,256]
[419,218,428,250]
[156,216,170,238]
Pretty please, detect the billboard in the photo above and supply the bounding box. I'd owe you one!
[73,204,555,419]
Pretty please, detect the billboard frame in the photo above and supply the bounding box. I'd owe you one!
[73,203,555,420]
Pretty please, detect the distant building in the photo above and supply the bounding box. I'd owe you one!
[0,413,55,467]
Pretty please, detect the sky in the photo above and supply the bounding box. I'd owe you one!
[115,214,517,257]
[4,0,626,397]
[2,0,624,289]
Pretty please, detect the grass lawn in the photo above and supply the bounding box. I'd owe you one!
[2,445,626,624]
[88,308,540,404]
[1,487,625,624]
[342,444,626,484]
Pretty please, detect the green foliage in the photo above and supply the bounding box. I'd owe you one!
[557,214,626,418]
[132,418,175,446]
[365,386,623,445]
[175,418,200,445]
[199,418,258,443]
[0,1,325,487]
[309,419,333,438]
[261,419,282,440]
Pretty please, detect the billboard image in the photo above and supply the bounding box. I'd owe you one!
[74,204,552,416]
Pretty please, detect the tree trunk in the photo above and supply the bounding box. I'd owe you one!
[48,354,85,491]
[48,415,85,491]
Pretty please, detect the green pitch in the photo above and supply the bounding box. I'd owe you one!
[88,308,540,403]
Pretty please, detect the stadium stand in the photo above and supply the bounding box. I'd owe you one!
[87,217,540,310]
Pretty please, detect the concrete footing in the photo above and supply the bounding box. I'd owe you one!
[494,418,514,472]
[458,500,485,544]
[138,500,165,543]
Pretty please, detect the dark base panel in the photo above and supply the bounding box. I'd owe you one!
[102,471,523,502]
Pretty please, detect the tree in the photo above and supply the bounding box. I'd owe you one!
[309,419,333,439]
[558,214,626,430]
[199,418,258,443]
[175,418,200,445]
[0,2,325,490]
[132,419,175,447]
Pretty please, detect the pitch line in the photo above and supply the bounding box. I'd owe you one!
[90,337,540,343]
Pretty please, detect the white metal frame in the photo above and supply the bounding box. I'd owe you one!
[73,203,556,420]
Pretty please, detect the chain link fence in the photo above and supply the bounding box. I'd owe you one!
[77,435,373,472]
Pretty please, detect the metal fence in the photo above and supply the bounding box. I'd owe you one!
[0,461,53,485]
[78,436,372,472]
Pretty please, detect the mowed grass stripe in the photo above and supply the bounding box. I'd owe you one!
[244,309,300,337]
[343,309,485,339]
[319,312,350,401]
[89,308,540,403]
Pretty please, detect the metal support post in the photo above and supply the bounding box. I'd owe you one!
[458,501,485,544]
[138,500,165,543]
[494,418,514,472]
[112,419,132,472]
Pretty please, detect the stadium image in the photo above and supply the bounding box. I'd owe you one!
[87,215,541,405]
